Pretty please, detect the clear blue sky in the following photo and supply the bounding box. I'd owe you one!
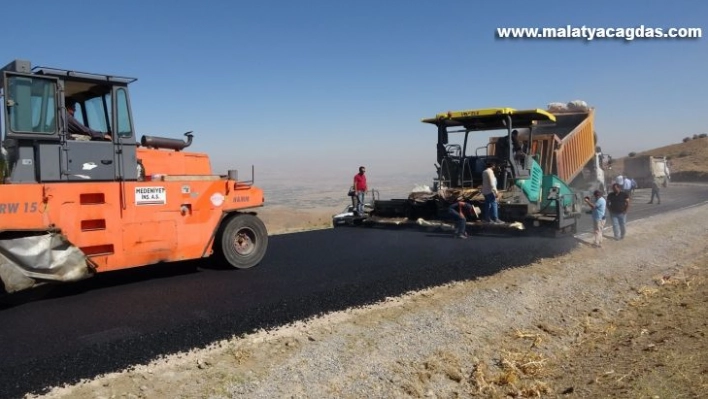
[4,0,706,182]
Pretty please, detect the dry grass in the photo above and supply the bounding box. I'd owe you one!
[545,254,708,398]
[257,205,340,235]
[442,253,708,398]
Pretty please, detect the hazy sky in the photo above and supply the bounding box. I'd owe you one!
[3,0,706,184]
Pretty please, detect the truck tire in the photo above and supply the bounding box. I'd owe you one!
[217,214,268,269]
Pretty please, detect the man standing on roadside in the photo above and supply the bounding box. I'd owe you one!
[648,179,661,204]
[352,166,367,217]
[622,176,634,196]
[584,190,606,248]
[606,183,630,240]
[615,174,624,187]
[481,161,503,224]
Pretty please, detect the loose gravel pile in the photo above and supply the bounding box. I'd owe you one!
[29,202,708,399]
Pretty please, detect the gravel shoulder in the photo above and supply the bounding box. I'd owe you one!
[27,202,708,399]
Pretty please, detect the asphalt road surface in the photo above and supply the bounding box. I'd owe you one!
[1,184,706,398]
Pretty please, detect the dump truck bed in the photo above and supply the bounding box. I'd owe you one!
[486,109,596,186]
[531,109,596,185]
[623,155,669,188]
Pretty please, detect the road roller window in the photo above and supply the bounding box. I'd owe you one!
[6,76,57,135]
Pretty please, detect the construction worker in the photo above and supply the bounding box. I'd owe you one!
[481,161,504,224]
[584,190,606,248]
[66,99,112,141]
[615,174,624,186]
[622,176,633,196]
[648,179,661,204]
[606,183,630,240]
[511,130,527,164]
[352,166,367,217]
[448,200,476,239]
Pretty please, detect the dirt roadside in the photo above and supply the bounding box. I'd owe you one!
[27,203,708,399]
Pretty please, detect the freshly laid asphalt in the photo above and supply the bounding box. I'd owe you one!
[1,184,706,398]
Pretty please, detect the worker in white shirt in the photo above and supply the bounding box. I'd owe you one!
[481,161,504,224]
[622,176,633,196]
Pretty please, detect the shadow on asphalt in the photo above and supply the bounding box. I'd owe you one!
[1,260,214,309]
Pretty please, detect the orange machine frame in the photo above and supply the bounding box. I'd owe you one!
[0,149,264,273]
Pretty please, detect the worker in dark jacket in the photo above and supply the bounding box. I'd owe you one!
[66,99,111,141]
[448,200,477,239]
[496,130,526,164]
[606,183,630,240]
[648,179,661,204]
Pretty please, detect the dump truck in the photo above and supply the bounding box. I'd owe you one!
[537,103,607,195]
[489,102,606,196]
[0,59,268,295]
[334,105,593,234]
[622,155,670,188]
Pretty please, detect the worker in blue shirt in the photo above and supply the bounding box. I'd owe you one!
[584,190,606,248]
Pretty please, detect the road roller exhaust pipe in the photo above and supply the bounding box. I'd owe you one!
[140,131,194,151]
